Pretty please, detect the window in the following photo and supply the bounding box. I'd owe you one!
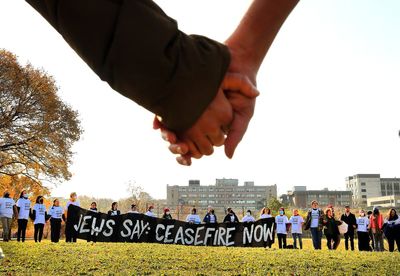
[361,182,366,186]
[361,195,367,199]
[361,189,366,193]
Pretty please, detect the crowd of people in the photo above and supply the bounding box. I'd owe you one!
[1,191,400,251]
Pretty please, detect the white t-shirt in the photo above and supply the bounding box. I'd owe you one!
[65,200,80,211]
[33,203,46,224]
[186,214,201,224]
[48,206,63,219]
[145,211,156,217]
[16,198,31,220]
[127,210,139,214]
[275,215,289,234]
[310,209,320,228]
[0,197,15,218]
[356,216,369,232]
[242,215,256,222]
[209,214,216,223]
[260,214,272,219]
[289,215,304,234]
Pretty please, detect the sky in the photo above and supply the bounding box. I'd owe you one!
[1,0,399,200]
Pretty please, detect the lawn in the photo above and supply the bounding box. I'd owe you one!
[1,239,399,275]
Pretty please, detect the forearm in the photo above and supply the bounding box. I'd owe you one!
[226,0,299,76]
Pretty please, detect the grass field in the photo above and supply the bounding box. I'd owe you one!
[1,239,399,275]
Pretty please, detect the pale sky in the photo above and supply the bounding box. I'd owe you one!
[1,0,399,200]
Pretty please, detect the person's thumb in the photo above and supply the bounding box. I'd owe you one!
[222,73,259,98]
[224,114,249,159]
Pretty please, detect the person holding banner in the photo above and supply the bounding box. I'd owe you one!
[64,192,80,242]
[162,208,173,220]
[108,202,121,216]
[16,190,31,242]
[203,207,217,224]
[275,207,289,249]
[224,208,239,223]
[89,202,98,213]
[127,204,139,214]
[260,207,272,219]
[242,210,256,223]
[145,206,157,218]
[186,208,201,224]
[48,199,63,243]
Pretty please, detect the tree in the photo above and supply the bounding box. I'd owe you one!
[267,197,286,213]
[0,49,82,187]
[0,174,50,200]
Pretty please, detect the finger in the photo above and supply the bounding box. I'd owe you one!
[168,143,189,155]
[206,131,226,147]
[193,136,214,156]
[222,73,260,98]
[152,115,162,130]
[176,155,192,166]
[224,114,250,159]
[185,139,204,159]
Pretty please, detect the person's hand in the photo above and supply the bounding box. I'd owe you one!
[154,72,259,165]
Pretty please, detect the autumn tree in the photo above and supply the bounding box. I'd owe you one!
[0,49,82,189]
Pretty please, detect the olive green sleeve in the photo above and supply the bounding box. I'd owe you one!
[26,0,230,131]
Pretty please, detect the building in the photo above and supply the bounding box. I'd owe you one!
[345,174,400,207]
[285,186,352,209]
[367,195,400,208]
[166,178,277,211]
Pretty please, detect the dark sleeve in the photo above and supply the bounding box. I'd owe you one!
[107,211,111,216]
[25,0,230,132]
[117,210,121,215]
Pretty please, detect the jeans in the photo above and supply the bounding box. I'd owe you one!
[357,231,370,251]
[344,232,354,250]
[326,234,339,250]
[372,231,384,251]
[50,218,62,243]
[34,223,44,242]
[387,237,400,252]
[17,219,28,242]
[292,233,303,249]
[1,217,12,241]
[310,227,322,249]
[277,233,287,249]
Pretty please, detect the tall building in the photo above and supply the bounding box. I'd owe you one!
[345,174,400,207]
[166,178,277,211]
[286,186,351,209]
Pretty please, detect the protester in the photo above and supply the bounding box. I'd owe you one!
[305,200,323,250]
[223,208,239,223]
[203,207,217,224]
[145,206,156,217]
[0,191,16,242]
[162,208,173,220]
[89,202,98,212]
[384,208,400,252]
[341,205,357,251]
[242,210,256,223]
[289,209,304,249]
[32,196,47,243]
[186,208,201,224]
[327,204,341,249]
[369,207,384,251]
[356,209,370,251]
[127,204,139,214]
[48,199,63,243]
[16,190,31,242]
[260,207,272,219]
[275,207,289,249]
[367,210,374,250]
[64,192,80,242]
[108,202,121,216]
[322,208,341,250]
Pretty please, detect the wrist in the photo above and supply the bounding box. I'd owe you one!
[225,41,258,85]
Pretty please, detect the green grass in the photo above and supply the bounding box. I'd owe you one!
[1,239,399,275]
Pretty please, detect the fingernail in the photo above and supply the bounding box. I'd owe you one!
[161,132,169,142]
[176,146,183,154]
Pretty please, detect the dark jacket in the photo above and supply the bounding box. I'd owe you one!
[203,213,217,224]
[162,213,173,220]
[304,208,324,231]
[26,0,230,132]
[341,212,356,234]
[223,213,239,223]
[323,216,341,236]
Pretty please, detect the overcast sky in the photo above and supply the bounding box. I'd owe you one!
[1,0,399,201]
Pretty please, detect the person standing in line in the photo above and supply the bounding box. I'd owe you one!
[367,210,374,251]
[162,208,173,220]
[223,208,239,223]
[322,208,341,250]
[275,207,289,249]
[108,202,120,216]
[289,209,304,249]
[259,207,272,219]
[0,192,17,242]
[369,207,384,252]
[203,207,217,224]
[127,204,139,214]
[186,208,201,224]
[341,205,357,251]
[48,199,63,243]
[242,210,256,222]
[32,196,47,243]
[64,192,80,242]
[16,190,31,242]
[89,202,98,213]
[304,200,324,250]
[384,208,400,252]
[356,209,370,251]
[145,205,157,217]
